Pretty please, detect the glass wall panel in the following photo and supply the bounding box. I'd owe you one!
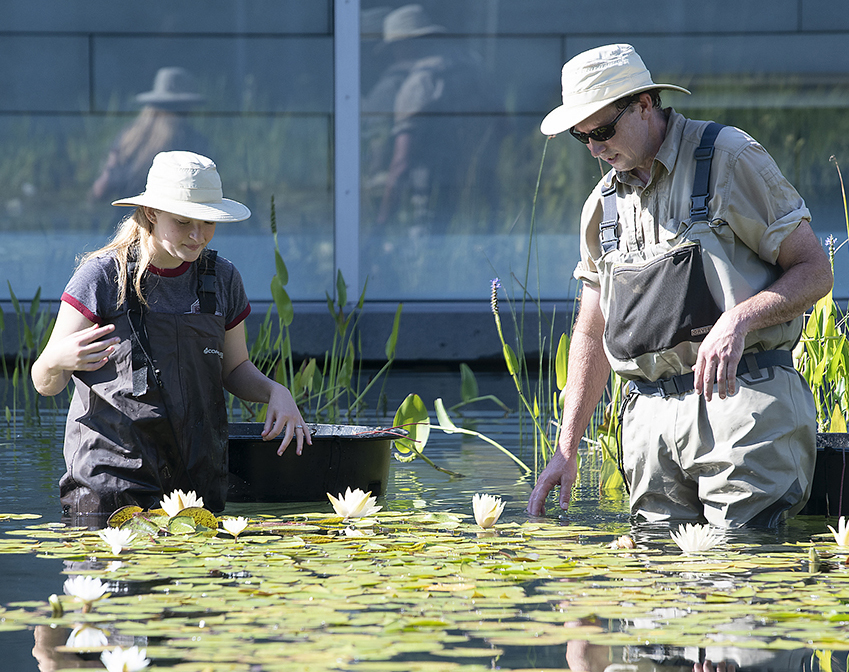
[360,4,572,301]
[4,0,849,310]
[360,1,849,301]
[0,7,333,303]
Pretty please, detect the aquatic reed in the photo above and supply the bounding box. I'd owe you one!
[243,196,402,424]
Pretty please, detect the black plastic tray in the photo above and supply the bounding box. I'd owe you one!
[800,433,849,517]
[227,422,404,502]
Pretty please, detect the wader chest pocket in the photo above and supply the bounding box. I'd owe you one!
[605,243,722,360]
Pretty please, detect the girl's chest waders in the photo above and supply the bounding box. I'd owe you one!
[60,250,229,517]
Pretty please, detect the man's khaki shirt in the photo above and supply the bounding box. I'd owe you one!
[574,110,811,379]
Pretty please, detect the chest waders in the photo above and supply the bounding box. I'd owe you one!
[60,249,230,521]
[599,123,794,492]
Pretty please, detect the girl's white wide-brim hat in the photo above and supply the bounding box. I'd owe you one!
[540,43,690,136]
[112,151,251,223]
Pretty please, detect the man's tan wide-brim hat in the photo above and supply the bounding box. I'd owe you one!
[540,43,690,136]
[113,151,251,223]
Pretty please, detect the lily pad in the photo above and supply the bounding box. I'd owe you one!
[168,516,199,536]
[178,507,219,531]
[107,505,143,527]
[122,515,161,536]
[0,513,41,521]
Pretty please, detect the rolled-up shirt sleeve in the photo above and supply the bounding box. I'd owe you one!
[714,140,811,265]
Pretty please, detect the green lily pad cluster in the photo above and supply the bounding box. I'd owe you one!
[2,511,849,670]
[107,504,220,538]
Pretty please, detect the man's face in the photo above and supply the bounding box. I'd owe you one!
[572,97,652,174]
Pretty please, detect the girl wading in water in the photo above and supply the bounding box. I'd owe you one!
[33,151,311,521]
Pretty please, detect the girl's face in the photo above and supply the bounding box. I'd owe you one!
[145,208,216,269]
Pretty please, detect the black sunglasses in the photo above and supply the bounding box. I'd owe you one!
[569,103,632,144]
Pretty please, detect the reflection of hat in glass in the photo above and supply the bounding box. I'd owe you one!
[135,67,205,107]
[112,151,251,223]
[362,7,392,36]
[382,4,445,43]
[540,44,690,136]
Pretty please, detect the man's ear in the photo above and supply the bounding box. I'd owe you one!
[637,92,653,116]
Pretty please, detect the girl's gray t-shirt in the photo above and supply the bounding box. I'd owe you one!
[61,250,251,330]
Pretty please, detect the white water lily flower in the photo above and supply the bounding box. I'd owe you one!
[66,623,109,649]
[100,645,151,672]
[828,516,849,547]
[327,487,382,519]
[221,516,249,537]
[63,576,110,613]
[160,489,204,518]
[98,527,137,555]
[670,523,723,554]
[472,493,505,529]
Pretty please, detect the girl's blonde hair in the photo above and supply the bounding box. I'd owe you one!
[78,206,155,308]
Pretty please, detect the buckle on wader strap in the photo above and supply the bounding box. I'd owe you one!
[626,349,794,398]
[197,249,218,315]
[599,175,619,253]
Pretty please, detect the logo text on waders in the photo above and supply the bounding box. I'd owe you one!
[204,347,224,359]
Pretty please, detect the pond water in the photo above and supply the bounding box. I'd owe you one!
[1,373,848,671]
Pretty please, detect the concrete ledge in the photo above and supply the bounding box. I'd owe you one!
[1,300,578,367]
[244,300,577,365]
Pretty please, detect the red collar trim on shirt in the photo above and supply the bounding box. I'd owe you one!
[148,261,192,277]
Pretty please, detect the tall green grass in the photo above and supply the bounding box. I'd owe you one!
[241,197,402,425]
[1,285,58,424]
[487,138,625,494]
[795,157,849,433]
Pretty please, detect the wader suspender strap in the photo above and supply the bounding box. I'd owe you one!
[598,171,618,253]
[126,249,218,397]
[127,263,154,397]
[598,122,726,251]
[197,249,218,315]
[690,122,724,221]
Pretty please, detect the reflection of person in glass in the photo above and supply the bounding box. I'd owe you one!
[90,67,210,203]
[34,152,310,522]
[366,4,496,230]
